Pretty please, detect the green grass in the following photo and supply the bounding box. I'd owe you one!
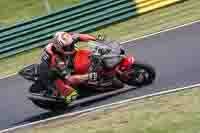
[15,87,200,133]
[0,0,45,26]
[48,0,79,11]
[0,0,79,26]
[1,0,200,77]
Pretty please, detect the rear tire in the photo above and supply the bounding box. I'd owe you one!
[29,82,67,112]
[29,81,44,93]
[30,98,66,112]
[124,61,156,87]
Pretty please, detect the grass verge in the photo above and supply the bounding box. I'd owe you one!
[0,0,79,27]
[15,87,200,133]
[1,0,200,77]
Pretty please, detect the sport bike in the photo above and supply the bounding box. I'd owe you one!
[19,39,156,111]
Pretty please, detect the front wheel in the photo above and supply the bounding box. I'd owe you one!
[122,61,156,87]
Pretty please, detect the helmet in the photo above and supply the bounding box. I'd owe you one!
[53,32,75,55]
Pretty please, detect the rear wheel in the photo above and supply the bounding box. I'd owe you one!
[30,98,66,112]
[29,82,67,112]
[29,81,44,93]
[123,61,156,87]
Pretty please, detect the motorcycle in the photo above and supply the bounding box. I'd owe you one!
[19,38,156,111]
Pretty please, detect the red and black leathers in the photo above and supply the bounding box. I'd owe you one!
[38,32,96,98]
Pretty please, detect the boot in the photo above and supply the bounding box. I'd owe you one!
[64,90,78,104]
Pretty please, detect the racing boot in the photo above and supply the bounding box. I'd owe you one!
[55,79,79,105]
[64,89,78,105]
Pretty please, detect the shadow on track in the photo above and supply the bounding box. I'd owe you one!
[11,86,135,127]
[10,105,79,127]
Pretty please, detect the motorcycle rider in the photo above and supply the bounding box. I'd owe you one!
[39,32,98,104]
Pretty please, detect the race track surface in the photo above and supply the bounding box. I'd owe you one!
[1,22,200,130]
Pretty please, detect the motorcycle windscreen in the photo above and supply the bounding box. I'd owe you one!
[73,49,92,74]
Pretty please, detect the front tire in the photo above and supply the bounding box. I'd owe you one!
[124,61,156,87]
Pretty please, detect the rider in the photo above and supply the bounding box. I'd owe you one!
[39,32,98,104]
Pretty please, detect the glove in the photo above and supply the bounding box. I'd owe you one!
[96,34,106,41]
[64,90,78,104]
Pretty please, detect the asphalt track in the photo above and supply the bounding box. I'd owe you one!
[1,21,200,130]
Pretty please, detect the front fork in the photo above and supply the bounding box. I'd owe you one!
[115,56,135,81]
[115,66,133,82]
